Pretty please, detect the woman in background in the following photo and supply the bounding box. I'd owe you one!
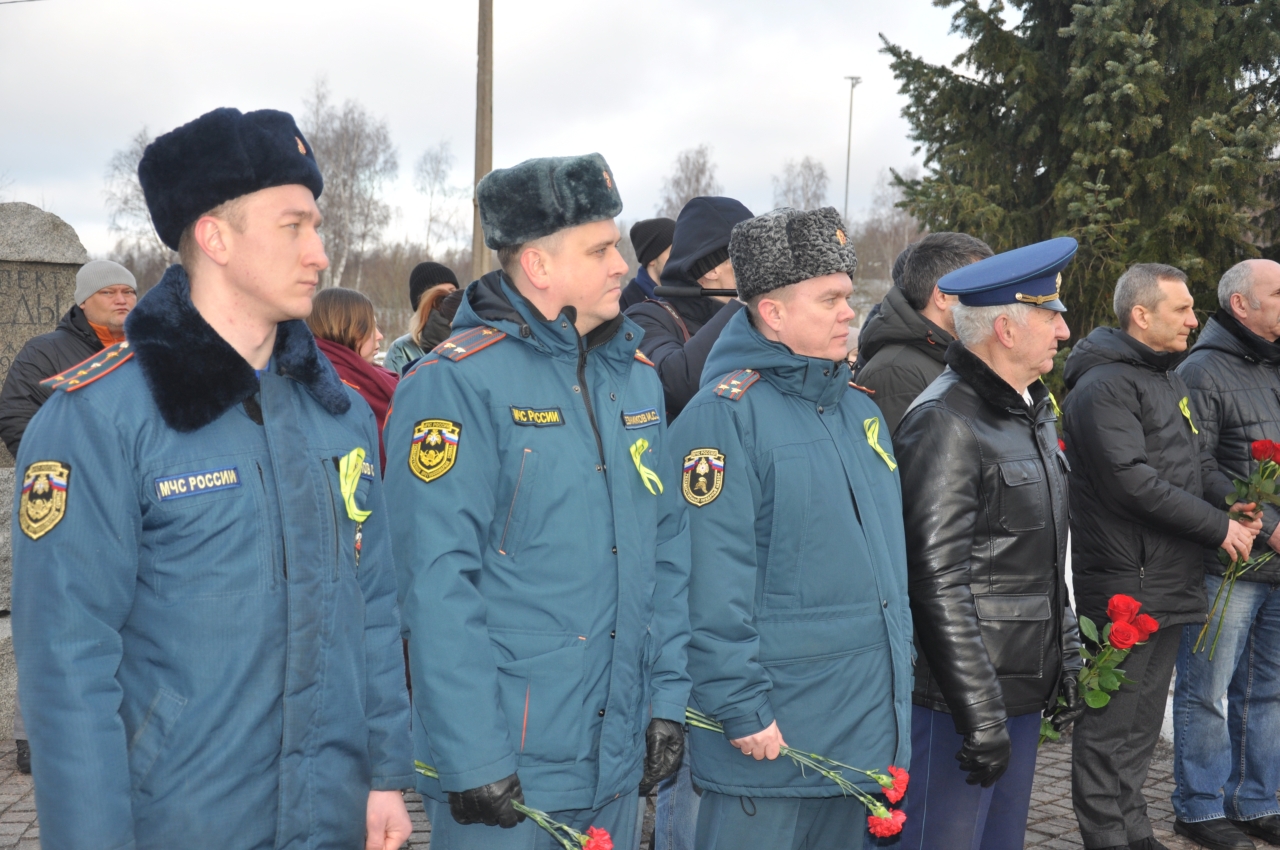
[384,261,459,375]
[307,287,399,471]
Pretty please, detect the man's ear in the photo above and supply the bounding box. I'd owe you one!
[756,296,786,333]
[993,314,1019,350]
[1129,304,1151,332]
[193,215,231,267]
[930,285,948,311]
[519,245,553,292]
[1231,291,1252,322]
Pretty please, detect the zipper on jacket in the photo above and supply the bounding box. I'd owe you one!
[257,461,286,579]
[1139,565,1145,588]
[577,341,608,473]
[500,449,532,554]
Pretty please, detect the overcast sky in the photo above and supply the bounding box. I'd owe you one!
[0,0,971,257]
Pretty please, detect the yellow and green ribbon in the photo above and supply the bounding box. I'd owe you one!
[1179,397,1199,435]
[630,438,664,495]
[864,417,897,471]
[338,447,373,522]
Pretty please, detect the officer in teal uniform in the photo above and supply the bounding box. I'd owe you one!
[10,108,413,849]
[383,153,691,850]
[669,207,913,849]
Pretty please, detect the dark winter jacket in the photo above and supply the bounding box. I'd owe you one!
[0,306,103,457]
[619,266,659,311]
[895,343,1080,730]
[852,286,954,433]
[1063,327,1231,626]
[1179,311,1280,584]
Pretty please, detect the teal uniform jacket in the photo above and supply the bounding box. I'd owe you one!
[669,309,913,797]
[383,271,692,813]
[10,266,413,850]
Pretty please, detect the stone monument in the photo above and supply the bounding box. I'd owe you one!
[0,202,89,739]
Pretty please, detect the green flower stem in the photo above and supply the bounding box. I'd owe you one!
[1195,569,1231,654]
[1209,572,1241,661]
[511,802,583,850]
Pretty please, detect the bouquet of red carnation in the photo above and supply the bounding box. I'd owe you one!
[1040,594,1158,744]
[1195,440,1280,659]
[415,762,612,850]
[686,708,909,837]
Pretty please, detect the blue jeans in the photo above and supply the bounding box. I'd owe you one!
[1172,575,1280,823]
[653,756,699,850]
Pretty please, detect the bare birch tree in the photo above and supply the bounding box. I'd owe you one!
[414,140,466,258]
[772,157,830,210]
[103,128,175,292]
[656,145,722,218]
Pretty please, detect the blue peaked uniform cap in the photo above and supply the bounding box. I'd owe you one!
[937,236,1077,313]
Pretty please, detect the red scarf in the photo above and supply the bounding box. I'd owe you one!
[314,337,399,472]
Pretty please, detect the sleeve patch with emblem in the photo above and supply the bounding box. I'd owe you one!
[682,449,725,507]
[409,419,461,483]
[19,461,70,540]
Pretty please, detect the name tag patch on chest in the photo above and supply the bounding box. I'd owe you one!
[155,467,241,501]
[510,406,564,427]
[622,408,661,430]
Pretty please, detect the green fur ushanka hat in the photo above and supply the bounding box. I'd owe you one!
[477,153,623,249]
[729,206,858,301]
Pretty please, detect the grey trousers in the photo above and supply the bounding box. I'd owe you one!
[1071,624,1183,849]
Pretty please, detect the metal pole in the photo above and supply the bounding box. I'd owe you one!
[471,0,494,282]
[843,75,861,223]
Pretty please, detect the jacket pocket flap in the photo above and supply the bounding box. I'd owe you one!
[998,459,1043,486]
[975,593,1051,621]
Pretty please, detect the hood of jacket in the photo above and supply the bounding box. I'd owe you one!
[1192,310,1280,366]
[124,264,350,432]
[857,286,953,365]
[1063,326,1184,390]
[661,197,753,287]
[701,308,849,408]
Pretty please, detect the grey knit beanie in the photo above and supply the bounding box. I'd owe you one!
[729,207,857,301]
[75,260,137,304]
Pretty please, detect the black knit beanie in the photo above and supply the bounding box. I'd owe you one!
[690,246,731,281]
[630,218,676,267]
[409,261,460,310]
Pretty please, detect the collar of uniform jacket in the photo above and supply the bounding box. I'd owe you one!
[124,263,350,432]
[944,339,1050,415]
[1202,308,1280,366]
[699,307,849,407]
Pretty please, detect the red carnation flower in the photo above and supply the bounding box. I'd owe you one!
[1107,594,1142,625]
[583,826,613,850]
[1058,438,1067,452]
[1110,620,1141,650]
[868,809,907,837]
[1134,613,1159,642]
[884,766,909,804]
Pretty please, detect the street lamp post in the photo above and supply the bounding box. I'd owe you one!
[843,75,861,224]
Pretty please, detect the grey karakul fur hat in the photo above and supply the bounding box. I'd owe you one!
[730,206,858,301]
[477,152,623,249]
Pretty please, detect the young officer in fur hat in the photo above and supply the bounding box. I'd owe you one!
[383,154,692,849]
[669,207,913,848]
[10,107,414,850]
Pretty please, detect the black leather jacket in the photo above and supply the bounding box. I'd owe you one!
[895,343,1081,731]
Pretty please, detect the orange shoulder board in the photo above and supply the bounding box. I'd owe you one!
[712,369,760,400]
[634,350,656,367]
[40,341,133,393]
[432,326,507,362]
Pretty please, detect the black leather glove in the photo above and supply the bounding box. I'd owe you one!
[1051,672,1086,733]
[956,721,1011,787]
[640,718,685,793]
[448,773,526,828]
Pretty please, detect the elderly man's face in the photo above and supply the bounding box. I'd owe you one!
[770,272,858,361]
[1241,260,1280,342]
[80,284,136,333]
[541,219,630,335]
[1009,306,1070,375]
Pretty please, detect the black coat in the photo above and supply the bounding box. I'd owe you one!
[1062,327,1230,626]
[625,296,742,419]
[0,306,102,456]
[896,343,1079,730]
[853,286,955,433]
[1179,311,1280,584]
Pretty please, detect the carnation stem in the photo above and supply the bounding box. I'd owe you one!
[1209,572,1240,661]
[1195,563,1232,654]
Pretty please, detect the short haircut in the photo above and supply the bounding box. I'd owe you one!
[1113,263,1188,330]
[306,287,376,352]
[496,231,565,277]
[898,232,993,311]
[891,243,916,288]
[951,301,1033,347]
[1218,262,1259,312]
[177,197,247,271]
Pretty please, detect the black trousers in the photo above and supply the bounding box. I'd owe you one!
[1071,624,1182,848]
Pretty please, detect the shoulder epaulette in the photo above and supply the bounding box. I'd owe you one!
[713,369,760,400]
[432,326,507,362]
[635,350,655,367]
[40,341,133,392]
[849,380,876,396]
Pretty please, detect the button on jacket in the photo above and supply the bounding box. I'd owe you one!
[895,342,1081,732]
[383,271,691,813]
[670,309,912,797]
[11,266,412,850]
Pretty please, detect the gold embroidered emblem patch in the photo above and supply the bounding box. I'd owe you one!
[836,228,847,245]
[295,136,307,155]
[681,449,725,507]
[408,419,461,483]
[19,461,70,540]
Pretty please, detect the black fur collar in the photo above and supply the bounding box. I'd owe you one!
[945,340,1047,413]
[125,264,350,432]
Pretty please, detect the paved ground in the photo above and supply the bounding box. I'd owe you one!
[0,732,1273,849]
